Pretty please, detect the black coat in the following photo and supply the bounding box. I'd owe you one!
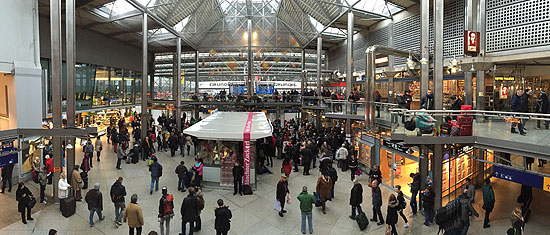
[85,189,103,210]
[520,93,530,113]
[301,148,313,164]
[215,206,232,232]
[422,190,435,210]
[397,191,406,210]
[180,194,199,222]
[369,169,382,184]
[536,93,549,114]
[175,164,188,179]
[232,165,244,180]
[110,181,126,203]
[1,164,14,178]
[350,184,363,206]
[372,186,382,207]
[16,186,32,212]
[386,200,399,225]
[420,94,434,110]
[276,180,289,202]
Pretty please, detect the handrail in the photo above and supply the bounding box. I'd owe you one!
[389,109,550,121]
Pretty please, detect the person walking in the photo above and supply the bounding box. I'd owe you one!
[349,156,358,181]
[349,178,363,220]
[395,185,409,228]
[149,157,163,194]
[369,165,383,185]
[386,194,399,235]
[370,180,384,225]
[510,207,524,235]
[301,144,313,175]
[85,183,105,227]
[409,172,420,216]
[194,191,205,232]
[84,140,94,168]
[276,175,289,217]
[1,163,14,193]
[110,177,127,227]
[482,178,495,228]
[71,165,83,201]
[315,173,332,214]
[459,188,479,235]
[180,187,199,235]
[123,194,144,235]
[214,199,232,235]
[16,182,34,224]
[422,186,435,226]
[116,143,125,170]
[169,132,178,157]
[335,144,348,169]
[536,90,549,130]
[38,166,48,204]
[326,165,338,200]
[282,157,292,178]
[232,162,244,195]
[175,161,188,193]
[297,186,315,234]
[95,137,103,161]
[179,133,186,156]
[158,187,174,235]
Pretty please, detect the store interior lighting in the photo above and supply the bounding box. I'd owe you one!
[406,56,415,69]
[419,57,428,65]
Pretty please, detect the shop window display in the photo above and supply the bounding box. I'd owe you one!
[379,145,420,198]
[441,148,478,204]
[196,140,255,187]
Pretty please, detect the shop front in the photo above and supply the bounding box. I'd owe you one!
[441,145,479,204]
[379,139,420,197]
[358,133,377,169]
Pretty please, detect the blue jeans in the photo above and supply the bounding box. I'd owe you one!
[352,103,357,114]
[330,184,335,199]
[182,220,195,235]
[89,208,103,225]
[351,205,363,219]
[461,219,470,235]
[410,191,418,214]
[151,177,159,192]
[114,202,125,223]
[424,208,434,225]
[178,177,185,191]
[301,211,313,234]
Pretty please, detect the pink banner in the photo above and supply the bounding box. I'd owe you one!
[243,112,254,185]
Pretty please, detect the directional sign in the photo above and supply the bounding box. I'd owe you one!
[544,177,550,192]
[493,166,543,190]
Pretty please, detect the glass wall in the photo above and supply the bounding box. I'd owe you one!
[110,68,124,106]
[379,145,420,198]
[75,64,95,110]
[124,70,134,104]
[441,148,479,204]
[93,67,110,107]
[135,72,142,104]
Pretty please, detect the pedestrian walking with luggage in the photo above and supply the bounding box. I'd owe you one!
[85,183,105,227]
[16,182,34,224]
[110,177,127,227]
[349,179,363,220]
[315,173,332,214]
[482,178,495,228]
[149,157,163,194]
[123,194,144,235]
[180,187,199,235]
[395,185,409,228]
[71,165,83,201]
[297,186,315,234]
[386,194,399,235]
[232,162,244,195]
[158,187,174,235]
[214,199,232,235]
[370,180,384,225]
[175,161,188,192]
[95,137,103,161]
[276,175,289,217]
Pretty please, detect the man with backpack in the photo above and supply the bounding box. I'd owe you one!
[158,187,174,235]
[149,157,163,194]
[175,161,188,192]
[110,177,126,227]
[395,185,409,228]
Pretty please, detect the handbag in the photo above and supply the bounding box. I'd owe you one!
[28,196,37,208]
[273,200,282,212]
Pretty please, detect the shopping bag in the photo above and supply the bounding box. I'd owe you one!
[286,195,291,204]
[273,200,282,212]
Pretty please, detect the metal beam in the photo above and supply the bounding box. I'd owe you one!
[195,50,199,94]
[346,11,353,99]
[140,13,148,147]
[84,10,143,28]
[301,49,306,94]
[433,0,444,110]
[420,0,429,96]
[50,0,63,204]
[247,18,254,95]
[317,36,322,96]
[176,38,182,131]
[65,0,76,183]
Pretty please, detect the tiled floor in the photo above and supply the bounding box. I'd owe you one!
[0,134,548,235]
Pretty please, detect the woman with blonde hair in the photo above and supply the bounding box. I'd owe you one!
[58,172,71,200]
[386,194,399,235]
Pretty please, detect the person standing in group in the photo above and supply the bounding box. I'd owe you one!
[276,175,289,217]
[282,157,292,178]
[214,199,232,235]
[1,162,14,193]
[169,132,178,157]
[180,187,199,235]
[116,143,125,170]
[315,173,332,214]
[335,144,348,169]
[349,156,358,181]
[58,172,71,201]
[38,166,48,204]
[232,161,244,195]
[179,133,186,156]
[511,89,526,135]
[326,165,338,200]
[149,157,163,194]
[110,177,127,227]
[459,188,479,235]
[408,172,420,216]
[45,155,53,184]
[369,165,382,185]
[386,194,399,235]
[158,187,174,235]
[71,165,83,201]
[175,161,188,193]
[194,191,205,232]
[420,89,434,110]
[85,183,105,227]
[123,194,144,235]
[422,186,435,226]
[536,90,549,130]
[482,178,495,228]
[370,180,384,225]
[16,182,34,224]
[395,185,409,228]
[95,137,103,162]
[301,144,313,175]
[84,140,94,168]
[349,178,363,220]
[192,158,203,188]
[297,186,315,234]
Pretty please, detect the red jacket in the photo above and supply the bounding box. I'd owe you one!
[282,161,292,175]
[46,158,53,173]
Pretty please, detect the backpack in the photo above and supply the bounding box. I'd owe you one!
[162,194,174,216]
[404,118,416,131]
[435,199,462,233]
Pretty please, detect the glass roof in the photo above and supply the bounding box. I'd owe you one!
[352,0,404,16]
[309,16,347,38]
[96,0,155,18]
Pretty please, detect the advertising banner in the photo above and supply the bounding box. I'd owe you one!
[243,112,254,185]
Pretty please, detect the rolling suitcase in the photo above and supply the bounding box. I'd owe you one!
[356,212,369,230]
[457,115,473,136]
[60,190,76,218]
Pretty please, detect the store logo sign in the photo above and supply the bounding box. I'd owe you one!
[464,30,480,54]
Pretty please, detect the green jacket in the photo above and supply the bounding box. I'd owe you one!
[297,192,316,212]
[482,184,495,211]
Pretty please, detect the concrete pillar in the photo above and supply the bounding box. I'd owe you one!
[301,50,306,95]
[433,0,444,110]
[420,0,430,96]
[140,13,148,146]
[65,0,76,181]
[433,144,443,209]
[50,0,63,203]
[346,11,354,99]
[463,0,476,106]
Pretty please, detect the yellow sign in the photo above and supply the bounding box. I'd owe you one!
[495,76,515,81]
[544,177,550,192]
[478,92,484,96]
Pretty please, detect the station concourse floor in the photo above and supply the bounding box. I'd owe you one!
[0,134,549,235]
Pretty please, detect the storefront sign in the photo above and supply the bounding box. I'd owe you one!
[493,166,543,189]
[0,147,18,168]
[199,81,300,89]
[500,87,508,99]
[382,139,409,153]
[495,76,515,81]
[464,30,480,54]
[242,112,254,185]
[361,134,376,145]
[457,146,474,156]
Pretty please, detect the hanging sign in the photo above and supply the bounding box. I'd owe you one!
[500,86,508,99]
[243,112,254,185]
[495,76,515,81]
[464,30,480,54]
[493,166,543,189]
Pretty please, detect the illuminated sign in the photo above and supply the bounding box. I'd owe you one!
[494,76,515,81]
[464,30,480,54]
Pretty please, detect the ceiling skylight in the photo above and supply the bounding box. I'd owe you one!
[96,0,155,19]
[352,0,403,16]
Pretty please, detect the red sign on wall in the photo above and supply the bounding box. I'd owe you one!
[464,30,480,54]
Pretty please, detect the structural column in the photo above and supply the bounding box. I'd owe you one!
[433,144,443,209]
[140,13,148,146]
[195,50,199,95]
[175,38,182,131]
[433,0,444,110]
[65,0,76,179]
[346,10,354,99]
[316,36,322,96]
[463,0,477,106]
[476,0,487,111]
[247,18,254,96]
[301,50,306,95]
[50,0,63,203]
[387,21,394,103]
[420,0,430,96]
